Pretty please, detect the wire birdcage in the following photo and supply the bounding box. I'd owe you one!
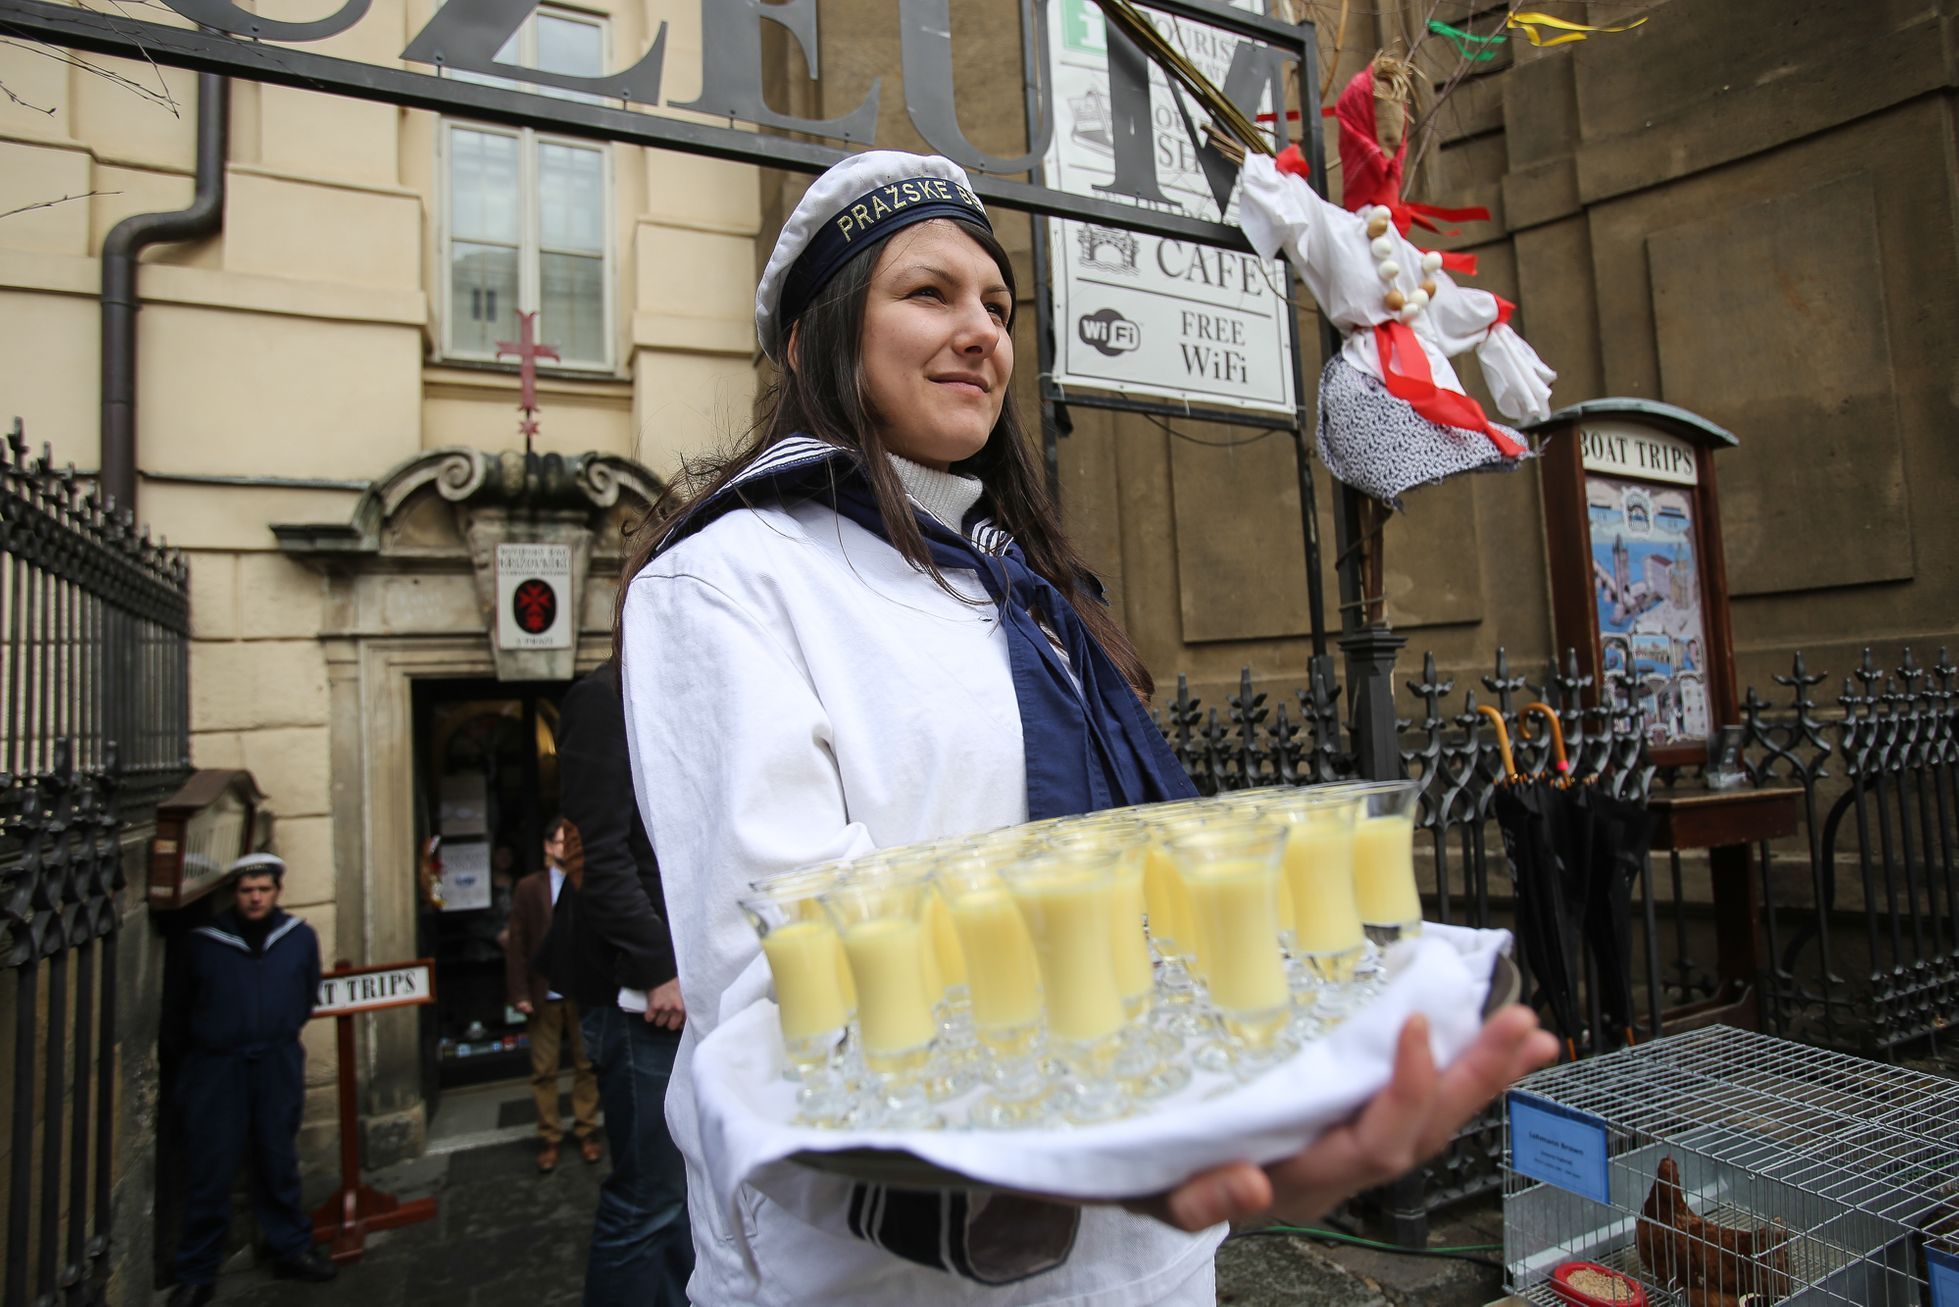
[1503,1025,1959,1306]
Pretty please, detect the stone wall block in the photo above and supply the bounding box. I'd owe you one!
[190,640,329,732]
[271,815,335,907]
[188,730,245,771]
[301,1016,339,1089]
[186,551,240,640]
[238,553,327,639]
[238,725,334,818]
[0,141,92,255]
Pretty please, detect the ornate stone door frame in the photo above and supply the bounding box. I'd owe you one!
[280,447,659,1158]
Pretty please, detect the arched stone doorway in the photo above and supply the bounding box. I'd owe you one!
[274,446,661,1160]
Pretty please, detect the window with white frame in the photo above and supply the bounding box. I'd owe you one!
[442,8,611,369]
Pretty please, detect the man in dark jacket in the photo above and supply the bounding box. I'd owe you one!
[505,817,602,1173]
[542,661,692,1305]
[165,852,336,1306]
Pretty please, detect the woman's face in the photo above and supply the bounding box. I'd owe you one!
[857,220,1013,470]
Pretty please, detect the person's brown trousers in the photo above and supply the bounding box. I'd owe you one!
[527,997,600,1143]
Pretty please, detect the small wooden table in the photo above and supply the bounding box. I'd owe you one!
[1646,785,1802,1033]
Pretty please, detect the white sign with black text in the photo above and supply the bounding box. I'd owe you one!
[1579,420,1699,487]
[1041,0,1295,417]
[495,542,573,650]
[314,961,435,1018]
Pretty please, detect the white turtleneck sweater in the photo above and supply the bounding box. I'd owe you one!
[618,446,1220,1307]
[888,452,985,532]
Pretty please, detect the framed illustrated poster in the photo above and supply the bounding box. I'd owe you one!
[1532,399,1741,769]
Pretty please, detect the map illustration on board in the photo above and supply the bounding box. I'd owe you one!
[1587,473,1711,747]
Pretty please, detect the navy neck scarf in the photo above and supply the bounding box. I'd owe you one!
[659,439,1196,820]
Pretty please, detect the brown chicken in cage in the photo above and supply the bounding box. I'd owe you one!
[1635,1156,1795,1305]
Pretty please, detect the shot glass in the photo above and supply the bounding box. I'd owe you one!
[1167,817,1296,1072]
[1328,780,1424,947]
[1043,821,1189,1096]
[1257,789,1366,1026]
[933,850,1050,1127]
[1001,847,1134,1123]
[820,873,946,1129]
[738,874,856,1126]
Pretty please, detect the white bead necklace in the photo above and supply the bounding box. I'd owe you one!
[1363,204,1446,325]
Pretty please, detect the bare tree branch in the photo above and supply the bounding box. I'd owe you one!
[1,77,57,115]
[0,38,179,114]
[0,190,120,222]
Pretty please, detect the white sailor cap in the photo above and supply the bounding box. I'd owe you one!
[755,150,990,362]
[228,851,286,880]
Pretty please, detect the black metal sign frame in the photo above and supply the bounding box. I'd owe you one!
[5,0,1331,649]
[2,0,1307,253]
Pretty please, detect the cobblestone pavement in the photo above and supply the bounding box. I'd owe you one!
[192,1140,603,1307]
[172,1130,1511,1307]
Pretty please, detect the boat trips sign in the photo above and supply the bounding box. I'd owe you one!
[1042,0,1297,418]
[315,960,435,1018]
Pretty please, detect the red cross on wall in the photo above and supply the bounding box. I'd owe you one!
[496,311,560,452]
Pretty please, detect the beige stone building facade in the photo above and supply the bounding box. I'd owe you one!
[1,0,765,1247]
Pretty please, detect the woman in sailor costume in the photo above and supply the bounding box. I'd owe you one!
[615,150,1555,1306]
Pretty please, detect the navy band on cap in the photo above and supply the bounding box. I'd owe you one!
[777,175,991,338]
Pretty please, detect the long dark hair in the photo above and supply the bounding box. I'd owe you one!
[614,216,1154,698]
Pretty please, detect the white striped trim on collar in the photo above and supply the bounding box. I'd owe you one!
[968,516,1014,557]
[193,925,249,952]
[658,434,1020,556]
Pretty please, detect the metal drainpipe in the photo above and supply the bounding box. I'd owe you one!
[100,72,229,516]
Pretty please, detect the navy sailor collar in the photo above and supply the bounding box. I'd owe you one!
[194,910,303,956]
[656,435,1015,557]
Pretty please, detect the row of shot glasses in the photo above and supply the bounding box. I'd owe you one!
[737,779,1424,1130]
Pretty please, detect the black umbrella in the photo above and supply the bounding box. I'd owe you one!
[1573,783,1655,1052]
[1482,704,1588,1060]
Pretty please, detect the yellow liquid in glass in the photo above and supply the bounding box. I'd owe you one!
[1181,862,1289,1015]
[1109,862,1153,1004]
[796,899,857,1011]
[923,890,967,992]
[1283,823,1366,954]
[841,919,938,1054]
[947,887,1042,1029]
[1011,874,1126,1043]
[1142,845,1190,954]
[760,920,849,1043]
[1353,813,1422,927]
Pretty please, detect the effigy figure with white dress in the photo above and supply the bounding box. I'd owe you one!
[1236,58,1557,512]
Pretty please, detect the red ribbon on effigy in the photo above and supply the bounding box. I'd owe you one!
[1372,319,1527,459]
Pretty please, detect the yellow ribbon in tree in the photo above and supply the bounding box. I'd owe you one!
[1506,10,1648,47]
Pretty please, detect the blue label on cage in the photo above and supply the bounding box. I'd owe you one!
[1928,1244,1959,1307]
[1507,1091,1610,1205]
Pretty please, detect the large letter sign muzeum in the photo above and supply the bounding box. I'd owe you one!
[1041,0,1297,418]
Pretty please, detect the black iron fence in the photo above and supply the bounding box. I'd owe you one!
[2,420,190,1307]
[1156,648,1658,1222]
[1157,642,1959,1231]
[1739,647,1959,1058]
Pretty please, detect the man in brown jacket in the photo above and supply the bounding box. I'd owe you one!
[505,817,601,1172]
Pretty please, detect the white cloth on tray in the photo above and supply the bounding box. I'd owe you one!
[692,922,1512,1226]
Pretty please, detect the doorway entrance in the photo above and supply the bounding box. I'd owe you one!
[411,677,567,1099]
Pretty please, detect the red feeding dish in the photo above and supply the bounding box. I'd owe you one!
[1548,1260,1648,1307]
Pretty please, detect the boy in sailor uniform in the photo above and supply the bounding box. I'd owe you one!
[164,853,336,1304]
